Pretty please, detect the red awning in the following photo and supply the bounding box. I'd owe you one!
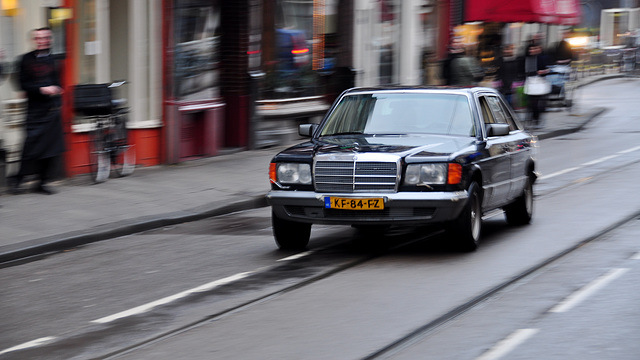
[465,0,581,25]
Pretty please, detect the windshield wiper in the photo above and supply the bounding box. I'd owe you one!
[322,131,364,136]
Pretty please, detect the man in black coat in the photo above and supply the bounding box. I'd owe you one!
[496,44,521,107]
[9,27,65,195]
[523,43,550,127]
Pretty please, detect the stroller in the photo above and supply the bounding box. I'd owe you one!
[545,64,573,109]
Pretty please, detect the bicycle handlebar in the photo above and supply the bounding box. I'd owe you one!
[108,80,127,88]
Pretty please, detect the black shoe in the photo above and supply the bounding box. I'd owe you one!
[8,186,24,195]
[34,184,56,195]
[7,176,23,195]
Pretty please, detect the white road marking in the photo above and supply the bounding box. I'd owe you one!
[617,145,640,154]
[92,271,254,324]
[549,268,630,313]
[0,337,57,356]
[475,328,539,360]
[278,251,313,262]
[539,145,640,181]
[538,167,579,180]
[581,154,619,166]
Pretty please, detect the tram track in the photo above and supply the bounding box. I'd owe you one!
[363,210,640,360]
[5,211,638,359]
[94,207,640,360]
[6,229,435,360]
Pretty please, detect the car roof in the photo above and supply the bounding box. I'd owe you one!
[342,86,497,96]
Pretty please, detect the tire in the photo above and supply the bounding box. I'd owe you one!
[565,98,573,110]
[112,112,135,177]
[113,145,136,177]
[504,175,534,226]
[272,211,311,250]
[447,182,482,252]
[89,128,110,183]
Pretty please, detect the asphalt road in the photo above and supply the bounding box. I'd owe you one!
[1,78,640,359]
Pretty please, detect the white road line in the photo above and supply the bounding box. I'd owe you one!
[581,154,619,166]
[538,167,579,180]
[539,145,639,181]
[475,328,540,360]
[0,337,57,356]
[92,271,254,324]
[278,251,313,262]
[618,145,640,154]
[549,268,630,313]
[631,252,640,260]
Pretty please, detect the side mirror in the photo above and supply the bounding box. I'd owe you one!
[486,123,510,137]
[299,124,318,137]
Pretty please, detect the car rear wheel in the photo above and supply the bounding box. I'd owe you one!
[272,211,311,250]
[447,181,482,252]
[504,174,534,225]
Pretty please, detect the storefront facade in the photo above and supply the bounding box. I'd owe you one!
[163,0,225,163]
[0,0,163,177]
[1,0,447,181]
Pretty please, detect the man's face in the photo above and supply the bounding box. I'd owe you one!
[34,30,52,51]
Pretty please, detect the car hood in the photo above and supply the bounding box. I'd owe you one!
[276,134,478,161]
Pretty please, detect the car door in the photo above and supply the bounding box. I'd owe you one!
[492,97,534,200]
[477,95,511,209]
[485,95,530,203]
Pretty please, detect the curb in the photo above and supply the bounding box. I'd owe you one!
[0,195,268,265]
[535,106,607,140]
[572,73,639,90]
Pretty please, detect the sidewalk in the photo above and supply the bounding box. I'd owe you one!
[0,76,617,264]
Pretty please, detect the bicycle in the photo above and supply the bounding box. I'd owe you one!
[73,81,136,183]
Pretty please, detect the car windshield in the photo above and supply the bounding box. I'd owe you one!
[320,93,476,137]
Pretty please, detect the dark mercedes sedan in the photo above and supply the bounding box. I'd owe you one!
[266,87,537,251]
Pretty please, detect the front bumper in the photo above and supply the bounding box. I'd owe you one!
[267,190,469,225]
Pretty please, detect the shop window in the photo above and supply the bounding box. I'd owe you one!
[47,7,73,58]
[263,0,337,99]
[78,0,97,84]
[173,0,221,100]
[378,0,399,85]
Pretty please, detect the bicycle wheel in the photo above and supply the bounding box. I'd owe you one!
[89,127,111,183]
[112,144,136,177]
[111,112,135,177]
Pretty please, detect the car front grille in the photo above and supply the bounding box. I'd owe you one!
[314,159,399,193]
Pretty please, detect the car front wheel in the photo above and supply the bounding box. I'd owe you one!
[447,181,482,252]
[272,211,311,250]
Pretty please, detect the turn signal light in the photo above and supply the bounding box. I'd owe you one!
[448,163,462,184]
[269,163,277,184]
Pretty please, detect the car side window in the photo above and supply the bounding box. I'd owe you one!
[491,96,519,131]
[478,96,495,124]
[486,96,508,125]
[498,98,520,131]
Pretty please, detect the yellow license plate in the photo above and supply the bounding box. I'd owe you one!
[325,197,384,210]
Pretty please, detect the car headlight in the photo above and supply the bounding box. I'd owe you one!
[404,163,462,185]
[272,163,312,185]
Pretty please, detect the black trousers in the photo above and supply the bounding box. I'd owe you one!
[15,156,55,186]
[528,95,545,124]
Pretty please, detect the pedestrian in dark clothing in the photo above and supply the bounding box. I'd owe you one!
[0,48,5,83]
[523,43,550,127]
[8,27,65,195]
[447,39,484,86]
[553,29,573,65]
[442,38,461,85]
[496,44,520,107]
